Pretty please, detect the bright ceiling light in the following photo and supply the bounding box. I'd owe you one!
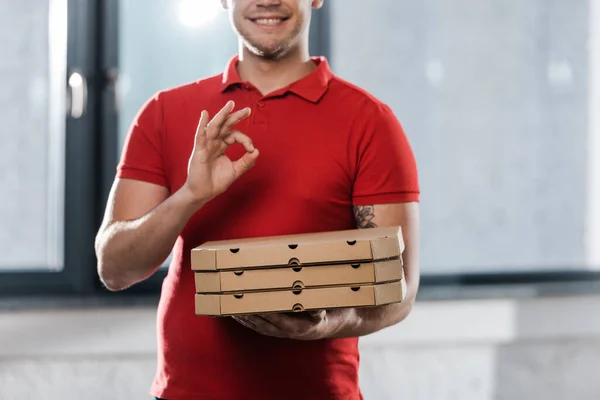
[177,0,222,29]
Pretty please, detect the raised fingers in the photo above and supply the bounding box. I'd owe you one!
[220,107,251,136]
[206,101,235,139]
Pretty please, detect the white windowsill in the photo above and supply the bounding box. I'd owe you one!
[2,294,600,358]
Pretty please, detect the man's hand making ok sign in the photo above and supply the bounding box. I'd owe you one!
[183,100,259,204]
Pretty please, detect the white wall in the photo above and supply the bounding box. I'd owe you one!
[329,0,594,274]
[3,296,600,400]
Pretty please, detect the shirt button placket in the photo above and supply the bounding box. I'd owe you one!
[253,99,267,125]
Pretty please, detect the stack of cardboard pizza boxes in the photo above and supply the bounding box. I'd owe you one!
[190,226,406,316]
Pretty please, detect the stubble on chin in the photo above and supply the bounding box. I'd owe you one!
[246,42,289,60]
[238,33,290,60]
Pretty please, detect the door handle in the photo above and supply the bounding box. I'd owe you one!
[67,70,87,119]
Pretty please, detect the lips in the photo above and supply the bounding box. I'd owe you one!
[248,15,290,27]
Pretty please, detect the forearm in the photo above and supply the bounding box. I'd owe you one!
[330,268,419,338]
[329,235,419,338]
[328,299,414,339]
[95,187,205,290]
[344,263,420,337]
[334,202,420,338]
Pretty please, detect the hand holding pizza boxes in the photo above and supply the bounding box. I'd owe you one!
[190,226,406,316]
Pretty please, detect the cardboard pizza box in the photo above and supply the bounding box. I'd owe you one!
[191,226,403,272]
[194,281,405,316]
[194,259,404,293]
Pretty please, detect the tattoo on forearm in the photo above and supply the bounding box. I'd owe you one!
[353,205,378,229]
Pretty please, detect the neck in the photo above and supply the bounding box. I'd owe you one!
[236,42,316,96]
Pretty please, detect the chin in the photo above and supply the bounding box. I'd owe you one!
[246,41,291,60]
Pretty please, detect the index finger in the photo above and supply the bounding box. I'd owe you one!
[206,100,235,138]
[193,110,210,146]
[219,107,251,136]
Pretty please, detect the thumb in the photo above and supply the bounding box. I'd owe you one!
[232,149,259,178]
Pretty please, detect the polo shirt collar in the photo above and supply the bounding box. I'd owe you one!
[220,56,244,90]
[220,55,333,103]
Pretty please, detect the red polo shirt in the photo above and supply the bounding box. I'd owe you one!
[117,56,419,400]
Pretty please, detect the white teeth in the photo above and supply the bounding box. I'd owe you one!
[254,18,282,25]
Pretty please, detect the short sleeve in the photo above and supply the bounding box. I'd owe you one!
[116,92,168,187]
[352,104,420,205]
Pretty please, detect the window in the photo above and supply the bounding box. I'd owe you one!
[328,0,600,280]
[0,0,66,272]
[0,0,99,296]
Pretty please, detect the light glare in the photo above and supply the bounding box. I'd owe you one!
[178,0,221,28]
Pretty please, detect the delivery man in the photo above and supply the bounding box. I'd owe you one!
[95,0,420,399]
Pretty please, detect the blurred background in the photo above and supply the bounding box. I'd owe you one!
[1,0,600,399]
